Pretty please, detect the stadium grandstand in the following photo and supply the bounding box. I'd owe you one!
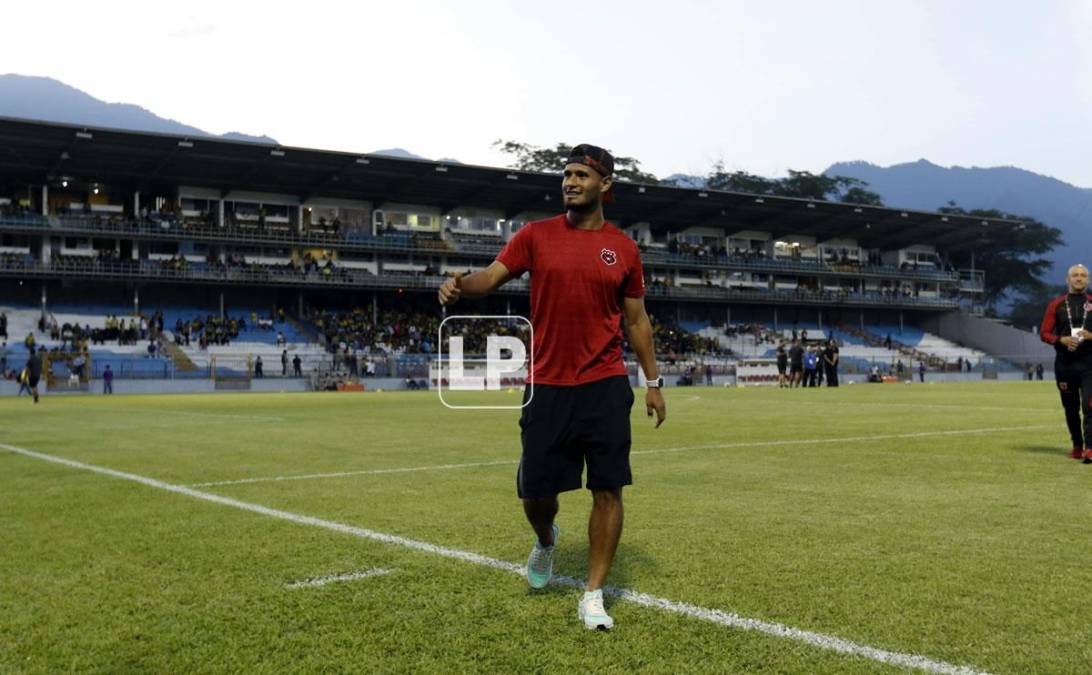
[0,116,1052,394]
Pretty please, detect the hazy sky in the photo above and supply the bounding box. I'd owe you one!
[5,0,1091,185]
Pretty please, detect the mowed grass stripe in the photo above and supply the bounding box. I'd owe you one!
[0,441,991,675]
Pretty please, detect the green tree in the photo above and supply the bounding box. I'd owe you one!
[839,186,885,206]
[1007,283,1057,331]
[772,170,844,199]
[939,204,1063,308]
[492,140,660,184]
[704,163,778,193]
[703,164,884,205]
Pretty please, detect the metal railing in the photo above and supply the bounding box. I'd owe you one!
[0,257,963,307]
[641,249,960,282]
[0,215,968,284]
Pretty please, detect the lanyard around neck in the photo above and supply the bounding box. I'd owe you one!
[1066,294,1087,331]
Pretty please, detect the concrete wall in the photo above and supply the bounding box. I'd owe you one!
[920,311,1054,367]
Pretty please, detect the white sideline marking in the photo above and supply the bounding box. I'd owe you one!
[748,399,1058,414]
[190,424,1053,488]
[98,408,286,423]
[632,424,1055,456]
[0,441,989,675]
[286,568,392,589]
[190,459,518,487]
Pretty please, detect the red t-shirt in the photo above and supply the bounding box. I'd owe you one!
[496,214,644,386]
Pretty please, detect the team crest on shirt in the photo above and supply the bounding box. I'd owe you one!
[600,248,618,266]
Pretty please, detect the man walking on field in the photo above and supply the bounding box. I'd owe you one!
[1040,264,1092,461]
[438,144,666,630]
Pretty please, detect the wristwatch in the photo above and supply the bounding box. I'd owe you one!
[646,376,665,388]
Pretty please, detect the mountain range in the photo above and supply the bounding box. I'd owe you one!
[0,74,277,144]
[2,74,1087,278]
[824,160,1092,280]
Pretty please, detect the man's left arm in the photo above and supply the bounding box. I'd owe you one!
[623,296,666,428]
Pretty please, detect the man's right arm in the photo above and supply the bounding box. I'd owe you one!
[1040,297,1062,346]
[438,261,514,305]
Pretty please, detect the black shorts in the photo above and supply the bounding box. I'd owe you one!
[517,375,634,499]
[28,376,40,388]
[790,364,803,374]
[777,363,787,375]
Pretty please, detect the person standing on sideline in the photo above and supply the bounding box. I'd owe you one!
[776,344,788,388]
[281,349,289,377]
[918,361,926,383]
[803,346,819,387]
[103,364,114,394]
[438,144,666,631]
[254,355,264,378]
[25,346,41,404]
[822,339,840,387]
[1039,264,1092,460]
[788,339,804,387]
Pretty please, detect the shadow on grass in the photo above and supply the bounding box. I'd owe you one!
[1019,445,1073,456]
[523,541,658,606]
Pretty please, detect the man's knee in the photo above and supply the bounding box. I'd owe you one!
[522,495,558,511]
[591,487,623,508]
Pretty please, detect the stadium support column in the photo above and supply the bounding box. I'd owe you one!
[859,310,864,331]
[773,307,779,331]
[899,310,904,334]
[134,288,140,315]
[372,295,378,324]
[296,205,303,234]
[818,309,823,332]
[220,292,225,319]
[40,283,47,320]
[218,200,225,228]
[41,185,48,216]
[133,192,140,219]
[725,307,731,326]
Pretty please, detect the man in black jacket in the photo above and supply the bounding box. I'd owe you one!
[1040,264,1092,461]
[822,339,840,387]
[25,347,42,404]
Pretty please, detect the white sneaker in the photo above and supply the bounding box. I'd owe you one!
[578,589,614,630]
[526,523,559,589]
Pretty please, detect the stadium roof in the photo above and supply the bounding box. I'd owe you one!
[0,116,1022,251]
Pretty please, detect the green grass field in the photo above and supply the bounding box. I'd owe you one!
[2,382,1091,674]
